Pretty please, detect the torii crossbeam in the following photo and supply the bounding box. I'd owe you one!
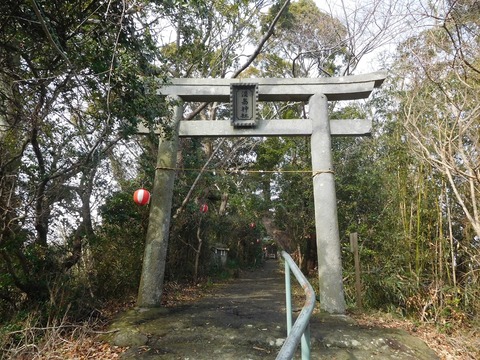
[137,71,386,314]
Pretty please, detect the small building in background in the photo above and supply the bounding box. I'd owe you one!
[264,242,278,260]
[212,244,230,266]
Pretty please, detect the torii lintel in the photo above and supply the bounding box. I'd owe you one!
[158,71,386,102]
[138,119,373,137]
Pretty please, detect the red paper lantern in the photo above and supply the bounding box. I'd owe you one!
[133,188,151,206]
[200,204,208,213]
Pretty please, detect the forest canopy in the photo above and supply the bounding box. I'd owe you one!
[0,0,478,348]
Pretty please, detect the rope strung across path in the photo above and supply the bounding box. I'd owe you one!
[156,166,334,177]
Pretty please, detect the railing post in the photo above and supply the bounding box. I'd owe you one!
[285,259,293,335]
[301,324,311,359]
[277,251,316,360]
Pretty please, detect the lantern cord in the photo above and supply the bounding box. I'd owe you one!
[156,166,334,176]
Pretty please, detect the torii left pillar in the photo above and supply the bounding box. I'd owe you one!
[137,97,183,307]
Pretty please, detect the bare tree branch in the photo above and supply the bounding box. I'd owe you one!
[173,138,226,218]
[186,0,291,120]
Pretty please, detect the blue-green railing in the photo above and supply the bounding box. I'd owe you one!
[276,251,316,360]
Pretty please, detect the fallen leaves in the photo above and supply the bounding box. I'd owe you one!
[33,337,126,360]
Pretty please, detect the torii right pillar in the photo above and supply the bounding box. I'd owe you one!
[310,93,346,314]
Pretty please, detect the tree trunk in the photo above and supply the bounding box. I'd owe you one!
[194,224,203,284]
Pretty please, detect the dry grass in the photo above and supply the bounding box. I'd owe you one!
[0,282,211,360]
[351,311,480,360]
[0,311,125,360]
[9,308,476,360]
[2,281,478,359]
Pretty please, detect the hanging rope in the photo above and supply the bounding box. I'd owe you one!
[312,170,335,177]
[155,166,334,176]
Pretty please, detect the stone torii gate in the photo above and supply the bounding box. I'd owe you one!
[137,72,386,314]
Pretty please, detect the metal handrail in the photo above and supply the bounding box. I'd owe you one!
[276,251,316,360]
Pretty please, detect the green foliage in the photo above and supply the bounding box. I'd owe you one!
[91,188,148,300]
[260,0,294,32]
[375,1,480,324]
[157,0,263,78]
[256,0,347,77]
[0,0,168,323]
[1,0,478,341]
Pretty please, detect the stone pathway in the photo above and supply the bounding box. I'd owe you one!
[107,260,439,359]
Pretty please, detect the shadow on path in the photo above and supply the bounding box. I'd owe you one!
[107,260,439,360]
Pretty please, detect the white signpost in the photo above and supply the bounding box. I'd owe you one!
[137,72,386,314]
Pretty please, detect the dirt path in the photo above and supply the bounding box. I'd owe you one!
[107,260,439,359]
